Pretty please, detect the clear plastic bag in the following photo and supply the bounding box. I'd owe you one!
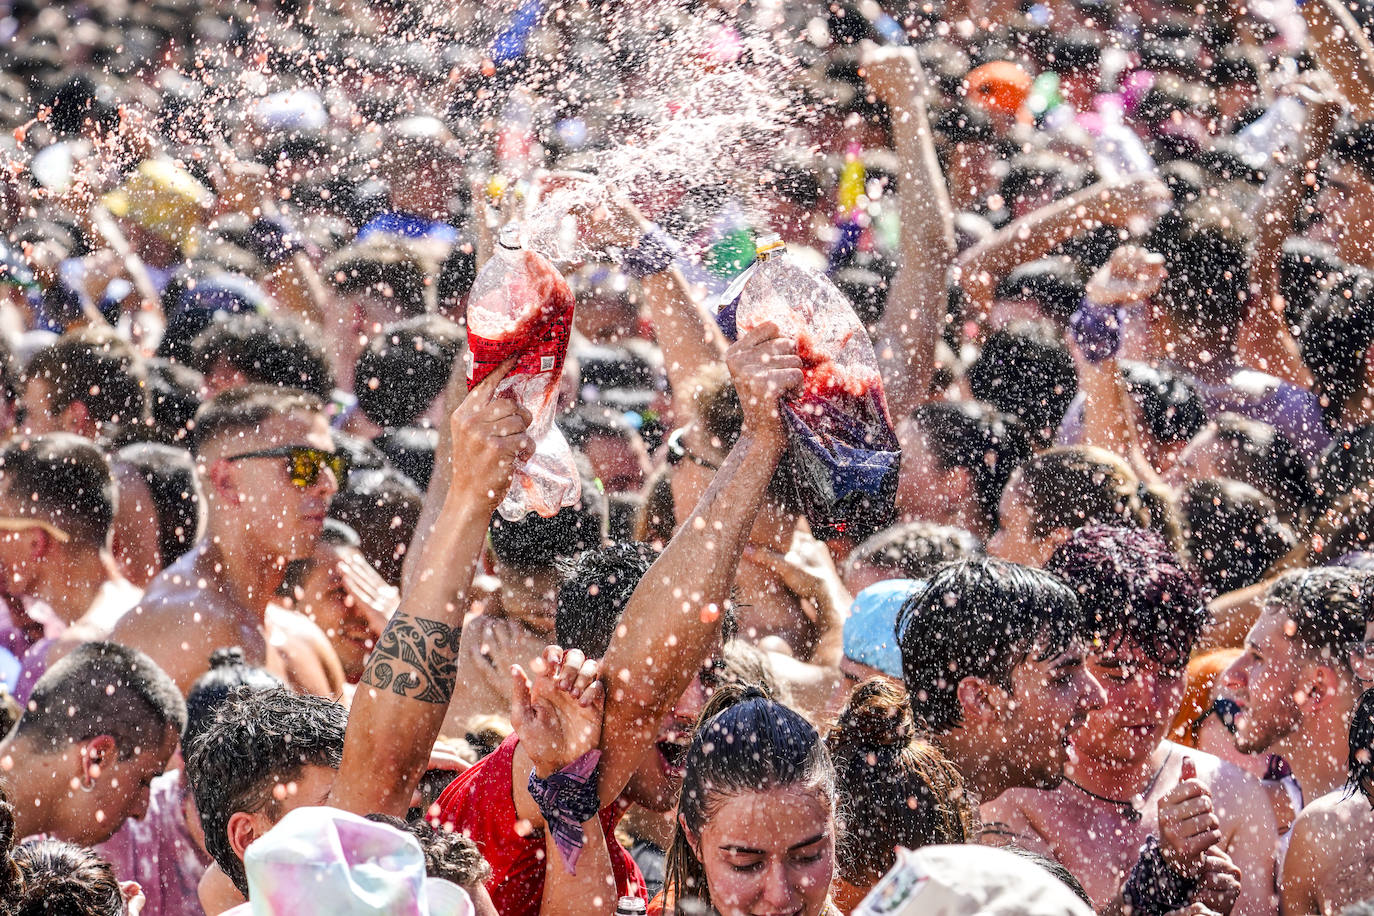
[466,225,581,520]
[730,235,901,540]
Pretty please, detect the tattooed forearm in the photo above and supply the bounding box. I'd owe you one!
[361,613,460,704]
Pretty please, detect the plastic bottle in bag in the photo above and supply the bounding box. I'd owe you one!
[728,233,900,540]
[466,224,580,520]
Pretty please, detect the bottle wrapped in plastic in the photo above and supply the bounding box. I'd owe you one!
[723,234,901,540]
[466,224,580,520]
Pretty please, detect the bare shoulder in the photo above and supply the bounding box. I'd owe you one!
[980,788,1057,851]
[1293,788,1367,830]
[1169,743,1272,824]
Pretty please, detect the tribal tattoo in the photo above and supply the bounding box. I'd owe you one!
[360,613,461,704]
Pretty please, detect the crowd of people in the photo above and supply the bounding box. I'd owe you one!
[0,0,1371,914]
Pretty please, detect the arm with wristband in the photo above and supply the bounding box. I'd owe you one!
[1070,245,1165,485]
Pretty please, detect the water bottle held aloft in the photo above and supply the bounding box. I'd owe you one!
[466,224,581,520]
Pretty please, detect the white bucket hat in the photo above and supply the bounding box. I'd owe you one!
[855,845,1095,916]
[224,806,474,916]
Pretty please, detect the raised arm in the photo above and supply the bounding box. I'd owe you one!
[1075,246,1168,483]
[594,321,802,804]
[575,191,728,401]
[956,174,1170,333]
[1239,72,1342,390]
[862,44,956,418]
[1300,0,1374,122]
[330,360,532,816]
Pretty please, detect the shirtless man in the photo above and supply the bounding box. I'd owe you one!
[1221,568,1370,806]
[896,555,1107,803]
[113,386,344,696]
[984,526,1276,915]
[1279,684,1374,914]
[0,434,141,635]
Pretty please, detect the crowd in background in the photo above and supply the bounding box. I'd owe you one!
[0,0,1370,914]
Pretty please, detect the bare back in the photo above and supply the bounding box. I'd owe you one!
[1281,790,1374,915]
[111,545,334,696]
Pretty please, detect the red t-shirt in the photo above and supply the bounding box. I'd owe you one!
[436,734,647,915]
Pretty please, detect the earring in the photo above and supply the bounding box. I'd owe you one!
[79,746,99,792]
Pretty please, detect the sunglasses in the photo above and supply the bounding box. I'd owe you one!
[0,516,70,542]
[1191,696,1241,737]
[226,446,349,489]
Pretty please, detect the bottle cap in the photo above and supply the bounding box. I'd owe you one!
[498,223,523,251]
[615,896,647,915]
[754,232,785,258]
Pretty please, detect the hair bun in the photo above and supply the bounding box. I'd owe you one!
[834,679,916,750]
[208,647,248,669]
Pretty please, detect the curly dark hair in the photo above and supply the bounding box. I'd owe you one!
[1046,525,1207,670]
[7,840,125,916]
[365,814,492,888]
[184,687,346,896]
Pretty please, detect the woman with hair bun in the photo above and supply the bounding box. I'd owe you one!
[826,678,974,912]
[658,684,841,916]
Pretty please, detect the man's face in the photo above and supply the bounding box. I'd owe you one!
[998,644,1107,790]
[988,476,1053,569]
[211,411,339,561]
[297,542,383,683]
[0,484,40,594]
[71,728,179,847]
[1221,607,1306,755]
[1074,637,1188,765]
[624,672,708,813]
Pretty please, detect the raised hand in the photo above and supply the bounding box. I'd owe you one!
[1157,758,1223,881]
[449,357,535,508]
[726,320,804,448]
[337,549,400,640]
[859,43,925,110]
[1087,244,1168,307]
[746,530,848,614]
[511,646,605,779]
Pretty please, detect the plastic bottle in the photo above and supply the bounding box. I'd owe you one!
[615,897,647,916]
[728,234,900,540]
[1092,97,1156,182]
[466,224,580,520]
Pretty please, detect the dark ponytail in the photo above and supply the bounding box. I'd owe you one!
[663,684,834,916]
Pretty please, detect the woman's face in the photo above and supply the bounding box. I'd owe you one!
[690,785,835,916]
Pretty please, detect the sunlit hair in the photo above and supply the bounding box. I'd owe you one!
[1014,446,1149,540]
[1349,689,1374,806]
[1265,568,1372,667]
[1046,525,1206,671]
[828,679,973,888]
[7,840,125,916]
[664,684,834,916]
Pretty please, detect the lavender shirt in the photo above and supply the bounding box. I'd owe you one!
[96,770,211,916]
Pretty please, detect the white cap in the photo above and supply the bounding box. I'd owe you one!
[223,806,473,916]
[855,845,1095,916]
